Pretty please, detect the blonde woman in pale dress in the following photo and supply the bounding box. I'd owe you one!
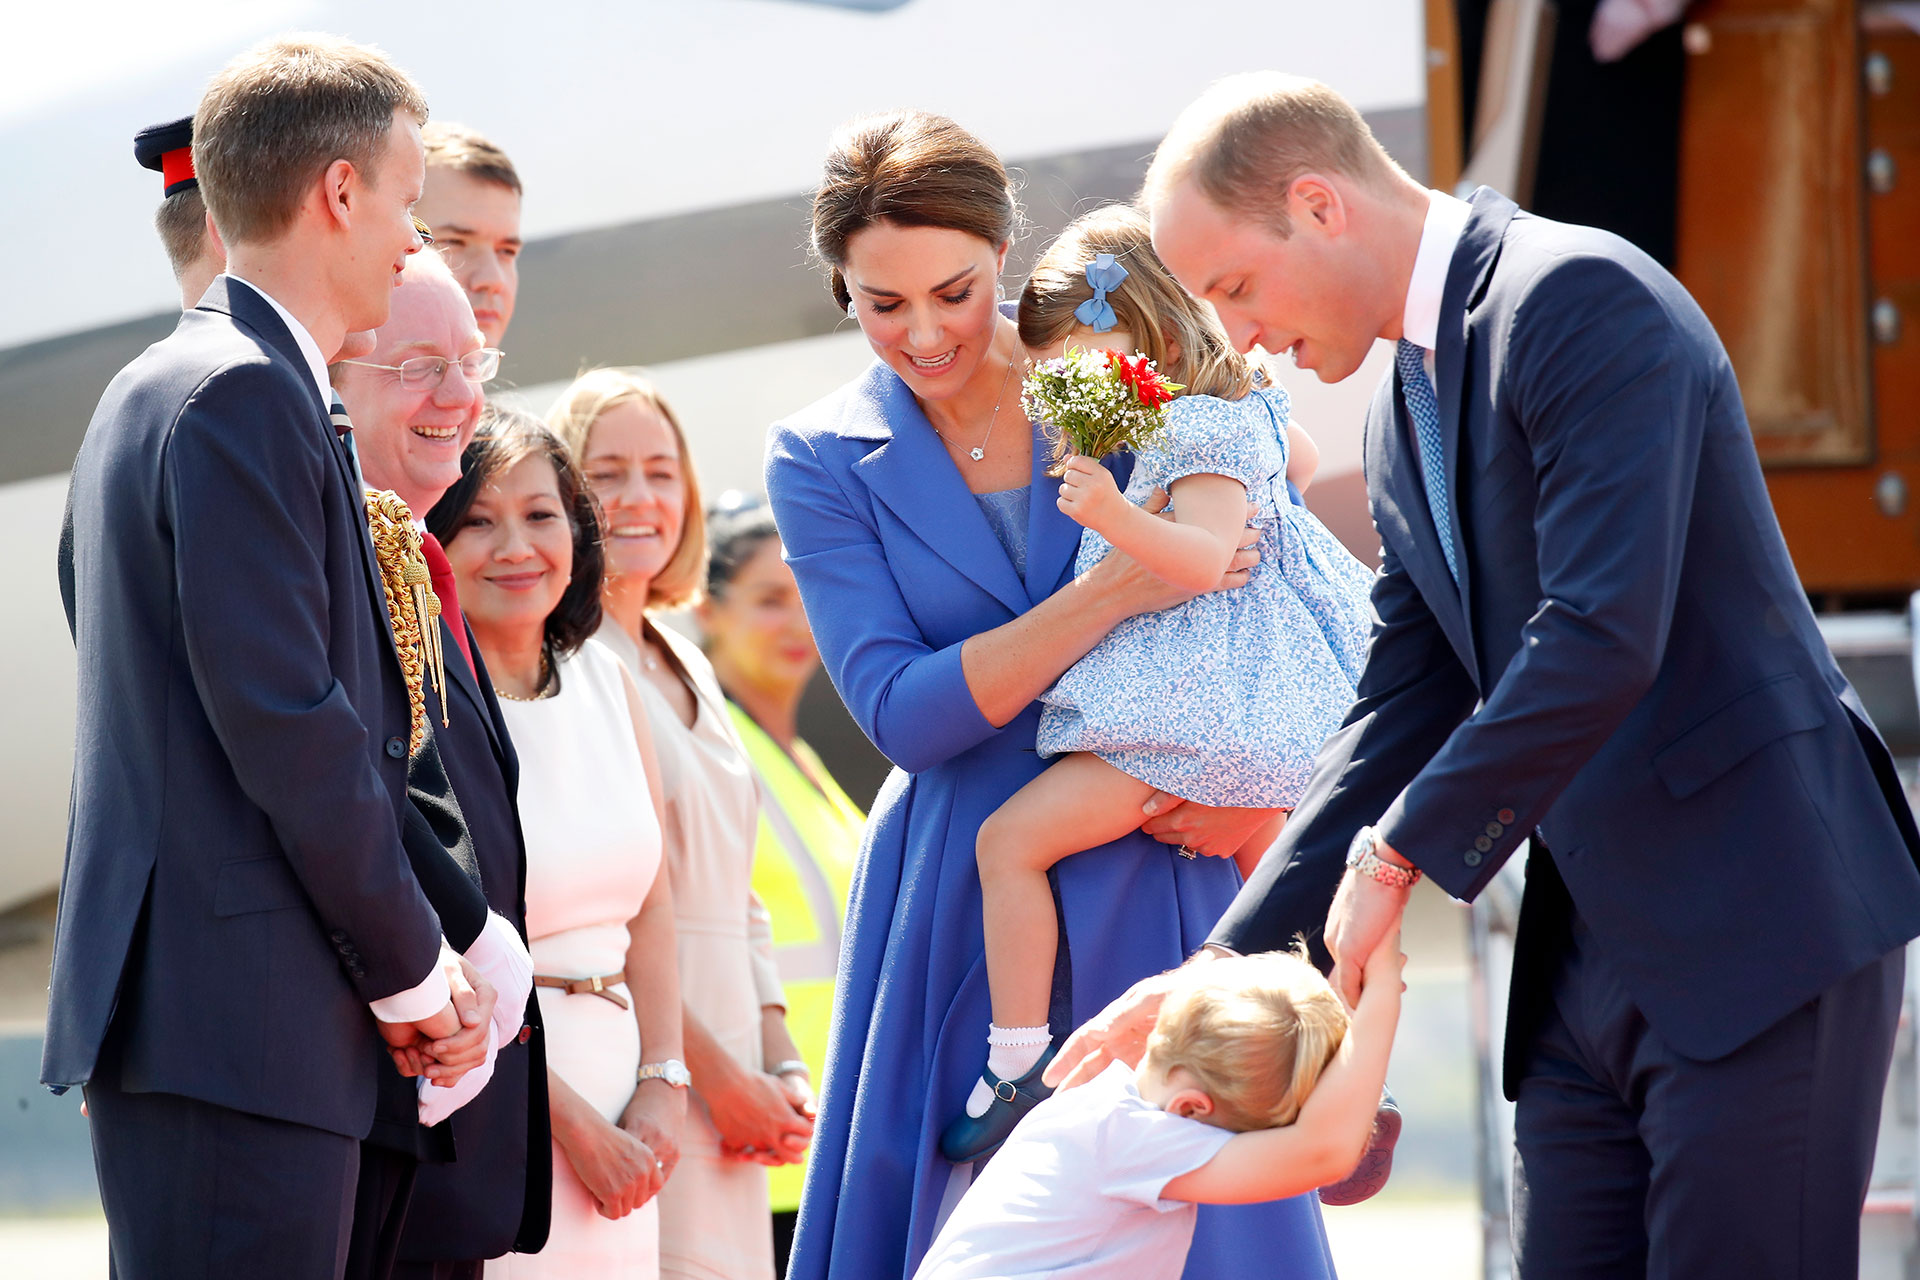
[432,412,687,1278]
[551,371,813,1280]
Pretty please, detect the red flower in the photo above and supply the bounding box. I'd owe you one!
[1106,350,1177,408]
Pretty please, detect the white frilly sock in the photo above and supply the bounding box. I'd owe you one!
[964,1024,1053,1117]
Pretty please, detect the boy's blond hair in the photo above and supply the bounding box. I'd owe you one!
[1145,949,1349,1132]
[1016,204,1265,401]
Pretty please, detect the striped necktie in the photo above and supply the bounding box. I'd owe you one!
[1395,338,1458,584]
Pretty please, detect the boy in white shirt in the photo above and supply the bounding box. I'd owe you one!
[915,938,1402,1279]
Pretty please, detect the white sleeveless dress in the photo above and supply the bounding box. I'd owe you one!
[486,639,663,1278]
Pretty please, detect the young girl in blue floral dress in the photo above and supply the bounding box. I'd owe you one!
[941,205,1375,1159]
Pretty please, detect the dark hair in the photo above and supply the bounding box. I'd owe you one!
[427,406,604,658]
[810,109,1020,310]
[705,494,780,598]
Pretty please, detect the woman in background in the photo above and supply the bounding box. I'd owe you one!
[698,495,864,1275]
[430,410,685,1278]
[549,371,812,1280]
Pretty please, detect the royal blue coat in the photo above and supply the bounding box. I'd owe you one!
[767,359,1337,1279]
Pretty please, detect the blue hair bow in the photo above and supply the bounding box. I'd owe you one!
[1074,253,1129,333]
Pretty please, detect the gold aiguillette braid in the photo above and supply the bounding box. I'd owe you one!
[363,489,451,757]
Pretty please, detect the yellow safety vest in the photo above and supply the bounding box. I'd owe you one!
[732,704,863,1214]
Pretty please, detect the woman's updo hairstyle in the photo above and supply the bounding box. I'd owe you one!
[705,493,781,600]
[427,405,605,658]
[1019,203,1263,401]
[811,109,1022,310]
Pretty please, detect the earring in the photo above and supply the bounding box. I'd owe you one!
[994,281,1006,304]
[846,298,858,320]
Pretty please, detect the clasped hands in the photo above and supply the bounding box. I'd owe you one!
[1042,831,1414,1091]
[378,947,499,1089]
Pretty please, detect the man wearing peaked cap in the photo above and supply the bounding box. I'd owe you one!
[134,116,225,309]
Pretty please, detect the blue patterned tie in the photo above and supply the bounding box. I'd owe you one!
[1395,338,1458,583]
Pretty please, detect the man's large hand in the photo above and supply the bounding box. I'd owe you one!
[1326,866,1412,1009]
[380,956,498,1086]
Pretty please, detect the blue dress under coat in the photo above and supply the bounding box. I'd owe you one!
[765,358,1337,1280]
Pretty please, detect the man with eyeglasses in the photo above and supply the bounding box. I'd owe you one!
[337,249,554,1280]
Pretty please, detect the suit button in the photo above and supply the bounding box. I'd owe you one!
[1486,821,1504,838]
[1474,835,1493,853]
[1497,808,1516,825]
[517,1024,532,1046]
[1464,850,1483,867]
[329,930,348,944]
[385,737,406,759]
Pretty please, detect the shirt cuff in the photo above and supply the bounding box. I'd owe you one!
[369,948,452,1024]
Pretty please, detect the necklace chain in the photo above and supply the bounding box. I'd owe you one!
[493,648,554,702]
[929,342,1021,463]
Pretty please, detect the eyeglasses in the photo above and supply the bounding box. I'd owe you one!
[337,348,504,391]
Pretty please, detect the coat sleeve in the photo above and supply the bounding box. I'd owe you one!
[165,364,443,1003]
[1211,531,1479,958]
[1379,254,1707,900]
[764,423,999,774]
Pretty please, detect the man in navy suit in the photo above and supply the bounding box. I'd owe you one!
[1053,73,1920,1277]
[47,36,498,1279]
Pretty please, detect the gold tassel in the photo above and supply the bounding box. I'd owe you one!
[363,489,451,754]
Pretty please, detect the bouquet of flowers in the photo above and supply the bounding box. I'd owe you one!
[1021,347,1183,472]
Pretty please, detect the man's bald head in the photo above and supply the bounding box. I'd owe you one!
[1144,72,1405,239]
[334,250,488,513]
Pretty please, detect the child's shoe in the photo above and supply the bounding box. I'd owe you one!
[939,1044,1060,1164]
[1318,1088,1401,1205]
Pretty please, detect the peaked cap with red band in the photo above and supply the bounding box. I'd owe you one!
[134,116,197,197]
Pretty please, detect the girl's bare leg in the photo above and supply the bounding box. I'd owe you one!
[1232,809,1289,882]
[976,753,1158,1032]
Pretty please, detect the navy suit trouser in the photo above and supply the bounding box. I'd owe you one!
[1512,910,1902,1279]
[87,1062,360,1279]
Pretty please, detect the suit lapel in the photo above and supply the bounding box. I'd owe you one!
[846,365,1032,616]
[442,615,506,763]
[212,278,401,657]
[1433,187,1522,671]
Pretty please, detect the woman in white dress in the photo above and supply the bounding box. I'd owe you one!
[550,371,813,1280]
[432,409,688,1278]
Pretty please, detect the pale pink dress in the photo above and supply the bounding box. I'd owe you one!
[487,639,662,1278]
[598,619,781,1280]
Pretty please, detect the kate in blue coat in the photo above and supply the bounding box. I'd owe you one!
[765,350,1338,1278]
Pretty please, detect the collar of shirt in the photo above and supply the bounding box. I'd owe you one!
[222,273,333,407]
[1400,188,1474,353]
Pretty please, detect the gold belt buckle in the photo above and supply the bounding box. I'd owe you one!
[589,975,604,994]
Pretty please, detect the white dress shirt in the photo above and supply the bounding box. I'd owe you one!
[225,272,453,1026]
[1400,188,1475,394]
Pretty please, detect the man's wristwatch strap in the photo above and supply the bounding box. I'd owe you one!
[1347,826,1422,889]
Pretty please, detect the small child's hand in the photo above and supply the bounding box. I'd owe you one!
[1057,455,1128,532]
[1361,926,1407,997]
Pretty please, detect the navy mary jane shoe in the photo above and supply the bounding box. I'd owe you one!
[938,1044,1059,1164]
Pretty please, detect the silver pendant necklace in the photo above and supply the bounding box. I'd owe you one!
[932,346,1020,462]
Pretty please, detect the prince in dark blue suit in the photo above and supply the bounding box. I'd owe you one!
[1116,75,1920,1277]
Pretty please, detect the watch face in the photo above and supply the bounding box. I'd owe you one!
[1347,826,1374,864]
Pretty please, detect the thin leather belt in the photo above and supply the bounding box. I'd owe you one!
[533,971,629,1010]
